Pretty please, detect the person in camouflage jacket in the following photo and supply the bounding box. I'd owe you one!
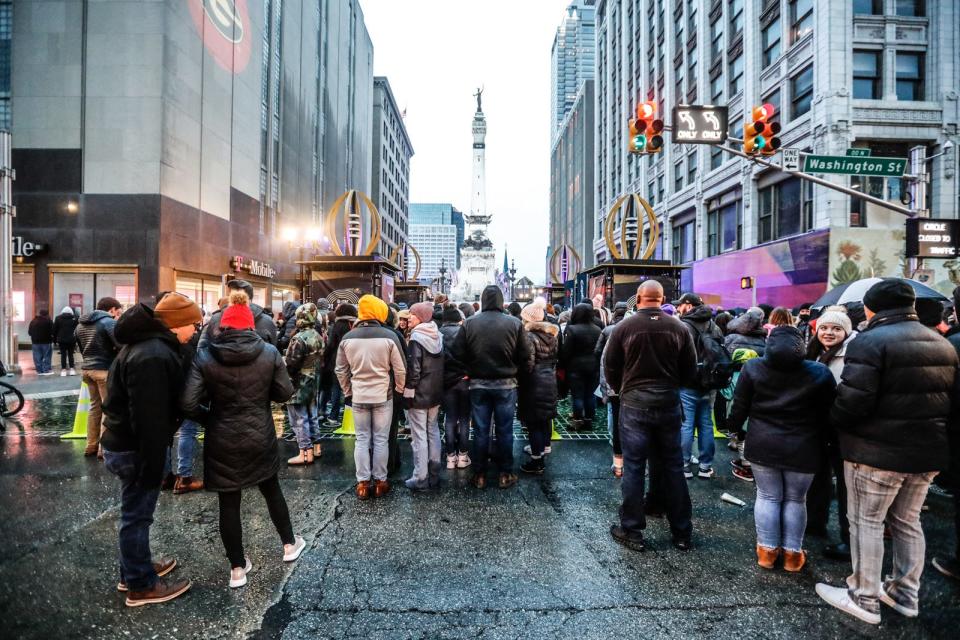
[285,303,325,465]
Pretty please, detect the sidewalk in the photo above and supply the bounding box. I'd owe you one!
[4,349,84,398]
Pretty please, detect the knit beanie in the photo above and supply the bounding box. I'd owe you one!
[155,292,203,329]
[915,298,944,328]
[442,305,463,324]
[521,297,547,323]
[816,309,852,336]
[335,303,358,318]
[357,294,388,323]
[458,302,475,319]
[219,291,255,330]
[295,302,318,329]
[410,301,434,324]
[863,279,915,313]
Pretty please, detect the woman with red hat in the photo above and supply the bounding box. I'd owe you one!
[181,290,305,589]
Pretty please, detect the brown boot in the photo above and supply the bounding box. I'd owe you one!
[756,545,780,570]
[125,576,192,607]
[783,549,806,572]
[472,473,487,490]
[287,449,313,466]
[173,476,204,495]
[356,481,372,500]
[117,557,177,592]
[313,443,323,458]
[84,444,98,457]
[498,472,519,489]
[374,479,391,498]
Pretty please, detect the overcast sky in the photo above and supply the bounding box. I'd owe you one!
[362,0,572,282]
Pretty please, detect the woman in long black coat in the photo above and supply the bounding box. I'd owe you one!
[180,291,302,589]
[560,302,601,430]
[518,299,559,475]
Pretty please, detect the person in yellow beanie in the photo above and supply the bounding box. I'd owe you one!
[336,295,406,499]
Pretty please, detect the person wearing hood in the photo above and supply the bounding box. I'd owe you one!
[200,279,278,349]
[276,297,300,351]
[451,285,530,490]
[724,306,767,357]
[595,301,629,477]
[336,295,407,500]
[816,281,959,625]
[675,293,726,479]
[507,301,523,319]
[52,306,79,376]
[100,293,202,606]
[458,302,475,320]
[518,298,559,475]
[727,326,836,573]
[319,303,357,426]
[560,303,602,431]
[439,305,471,470]
[804,308,856,559]
[403,302,445,491]
[180,290,304,590]
[284,303,326,466]
[76,296,123,457]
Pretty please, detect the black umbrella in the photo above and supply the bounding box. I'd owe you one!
[812,277,948,309]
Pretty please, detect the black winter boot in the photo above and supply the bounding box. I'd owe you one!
[520,456,545,475]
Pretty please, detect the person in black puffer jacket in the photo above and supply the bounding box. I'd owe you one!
[560,302,601,430]
[180,292,303,588]
[200,279,278,348]
[724,307,767,357]
[727,326,836,573]
[439,305,471,469]
[402,302,445,491]
[452,285,530,489]
[319,303,357,425]
[518,298,559,475]
[100,294,201,604]
[815,280,960,623]
[52,306,79,375]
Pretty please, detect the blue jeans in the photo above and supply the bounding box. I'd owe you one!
[102,449,162,591]
[619,401,693,541]
[319,371,344,420]
[680,388,715,469]
[442,381,471,455]
[568,371,597,420]
[288,400,321,450]
[353,400,393,482]
[607,398,621,456]
[32,343,53,373]
[752,463,815,553]
[176,419,201,477]
[470,387,517,474]
[527,420,552,457]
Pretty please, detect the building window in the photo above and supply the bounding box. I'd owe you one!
[675,161,684,191]
[761,17,781,68]
[710,73,724,103]
[672,219,696,264]
[729,53,744,96]
[895,53,924,101]
[853,0,882,14]
[710,19,723,60]
[789,0,813,44]
[791,65,814,118]
[763,90,781,121]
[707,199,742,257]
[853,51,882,99]
[895,0,924,17]
[687,151,698,184]
[711,145,724,170]
[757,177,814,244]
[729,0,744,39]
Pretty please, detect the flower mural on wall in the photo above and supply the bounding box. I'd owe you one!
[832,241,863,286]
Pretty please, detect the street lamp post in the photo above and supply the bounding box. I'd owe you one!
[508,259,517,302]
[438,258,447,295]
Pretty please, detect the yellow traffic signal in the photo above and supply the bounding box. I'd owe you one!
[639,101,664,154]
[743,103,782,156]
[628,118,645,154]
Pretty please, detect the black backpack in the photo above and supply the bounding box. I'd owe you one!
[684,320,734,390]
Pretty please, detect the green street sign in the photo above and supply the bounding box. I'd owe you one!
[846,148,871,157]
[802,155,906,177]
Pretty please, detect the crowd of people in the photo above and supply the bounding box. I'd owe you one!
[61,275,958,626]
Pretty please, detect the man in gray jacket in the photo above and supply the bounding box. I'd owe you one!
[75,296,122,457]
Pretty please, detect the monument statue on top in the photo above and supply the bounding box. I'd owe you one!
[473,86,483,113]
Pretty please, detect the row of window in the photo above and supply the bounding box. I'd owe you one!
[853,50,924,101]
[854,0,925,16]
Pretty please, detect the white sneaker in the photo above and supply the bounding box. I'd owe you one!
[69,368,77,376]
[457,453,471,469]
[690,456,699,465]
[880,585,918,618]
[815,583,881,625]
[60,370,67,377]
[446,454,458,470]
[229,557,253,588]
[523,445,533,455]
[283,535,306,562]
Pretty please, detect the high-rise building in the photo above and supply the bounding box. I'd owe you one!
[550,79,596,276]
[455,90,496,301]
[409,203,464,268]
[595,0,958,307]
[408,224,458,286]
[372,77,414,259]
[8,0,375,339]
[550,1,596,144]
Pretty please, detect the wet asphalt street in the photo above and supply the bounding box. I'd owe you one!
[0,396,958,639]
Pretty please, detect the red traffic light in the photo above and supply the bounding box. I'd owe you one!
[638,101,656,119]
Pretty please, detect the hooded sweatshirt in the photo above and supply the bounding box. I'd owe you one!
[726,326,836,473]
[724,307,767,356]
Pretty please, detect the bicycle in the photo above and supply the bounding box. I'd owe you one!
[0,362,25,418]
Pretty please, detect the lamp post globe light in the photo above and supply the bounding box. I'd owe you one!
[438,258,448,295]
[508,259,517,301]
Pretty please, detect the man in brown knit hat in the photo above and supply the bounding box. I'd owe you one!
[101,292,202,607]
